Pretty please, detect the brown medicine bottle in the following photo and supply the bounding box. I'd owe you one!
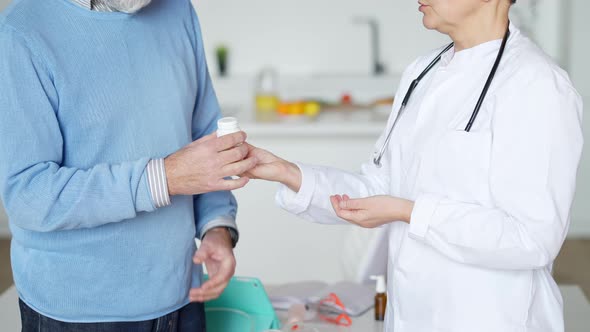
[371,275,387,321]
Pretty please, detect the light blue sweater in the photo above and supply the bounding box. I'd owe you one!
[0,0,237,322]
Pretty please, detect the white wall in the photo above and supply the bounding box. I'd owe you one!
[568,0,590,237]
[194,0,449,76]
[571,96,590,237]
[193,0,563,76]
[570,0,590,93]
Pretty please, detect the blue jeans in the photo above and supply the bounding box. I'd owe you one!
[19,299,206,332]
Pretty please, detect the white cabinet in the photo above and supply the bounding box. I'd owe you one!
[232,123,382,284]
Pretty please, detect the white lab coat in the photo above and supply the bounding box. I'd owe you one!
[275,24,584,332]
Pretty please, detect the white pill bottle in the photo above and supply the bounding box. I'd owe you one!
[217,117,241,137]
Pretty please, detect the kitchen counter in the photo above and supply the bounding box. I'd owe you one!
[240,119,385,138]
[223,107,389,138]
[213,74,399,138]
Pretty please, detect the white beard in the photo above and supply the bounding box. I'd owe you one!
[103,0,152,13]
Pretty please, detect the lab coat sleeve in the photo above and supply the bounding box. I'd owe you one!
[408,71,584,270]
[275,57,425,225]
[188,5,238,239]
[0,28,156,232]
[275,161,390,225]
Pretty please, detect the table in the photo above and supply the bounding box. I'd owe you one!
[272,285,590,332]
[274,308,383,332]
[1,285,589,331]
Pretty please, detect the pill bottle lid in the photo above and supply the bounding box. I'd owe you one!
[218,117,239,131]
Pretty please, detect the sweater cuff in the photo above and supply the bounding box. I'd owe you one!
[136,164,157,213]
[274,162,316,215]
[408,193,443,240]
[199,216,239,248]
[146,158,171,209]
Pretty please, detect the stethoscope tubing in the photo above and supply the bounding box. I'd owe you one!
[373,23,511,168]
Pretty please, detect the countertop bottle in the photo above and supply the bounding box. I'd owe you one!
[255,68,279,122]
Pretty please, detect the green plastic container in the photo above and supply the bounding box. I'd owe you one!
[204,276,281,332]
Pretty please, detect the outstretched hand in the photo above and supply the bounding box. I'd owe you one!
[241,143,302,192]
[189,228,235,303]
[329,194,414,228]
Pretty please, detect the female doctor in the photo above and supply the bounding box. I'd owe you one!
[244,0,584,331]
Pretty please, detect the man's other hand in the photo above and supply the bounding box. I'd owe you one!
[189,228,236,302]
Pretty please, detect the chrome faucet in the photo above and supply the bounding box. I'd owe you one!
[353,17,385,75]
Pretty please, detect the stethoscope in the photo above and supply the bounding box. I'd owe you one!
[373,23,511,168]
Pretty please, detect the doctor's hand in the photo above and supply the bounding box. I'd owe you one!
[241,143,302,192]
[189,228,236,303]
[330,194,414,228]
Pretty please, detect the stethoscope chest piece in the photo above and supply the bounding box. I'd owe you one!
[373,155,383,168]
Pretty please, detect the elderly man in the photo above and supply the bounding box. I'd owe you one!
[0,0,256,330]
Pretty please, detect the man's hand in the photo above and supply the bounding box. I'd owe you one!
[165,132,257,196]
[189,228,236,302]
[241,143,302,192]
[330,194,414,228]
